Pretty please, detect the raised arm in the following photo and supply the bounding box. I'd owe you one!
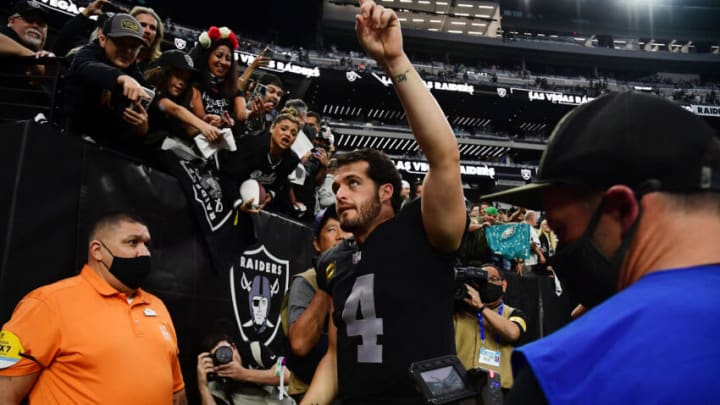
[355,0,465,252]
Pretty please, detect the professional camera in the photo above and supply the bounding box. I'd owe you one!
[454,266,488,302]
[211,346,233,366]
[410,355,503,405]
[207,345,233,382]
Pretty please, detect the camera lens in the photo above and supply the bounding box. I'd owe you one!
[212,346,233,365]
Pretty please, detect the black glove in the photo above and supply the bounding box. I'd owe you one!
[314,256,333,294]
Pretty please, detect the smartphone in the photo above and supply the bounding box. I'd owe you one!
[104,1,130,13]
[260,46,274,58]
[251,83,267,101]
[136,86,155,111]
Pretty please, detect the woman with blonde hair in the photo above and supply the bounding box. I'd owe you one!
[130,6,164,70]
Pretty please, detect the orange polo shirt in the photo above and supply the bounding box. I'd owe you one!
[0,265,185,403]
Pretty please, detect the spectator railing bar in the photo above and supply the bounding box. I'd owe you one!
[0,55,67,125]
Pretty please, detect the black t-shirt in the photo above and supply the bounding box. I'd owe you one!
[199,86,233,118]
[218,130,299,214]
[317,199,457,404]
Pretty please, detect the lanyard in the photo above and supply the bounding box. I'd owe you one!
[478,303,503,343]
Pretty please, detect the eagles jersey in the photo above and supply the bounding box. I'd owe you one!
[316,199,457,404]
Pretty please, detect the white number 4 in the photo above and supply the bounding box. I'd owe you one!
[342,274,383,363]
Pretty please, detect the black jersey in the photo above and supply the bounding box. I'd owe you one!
[317,198,457,404]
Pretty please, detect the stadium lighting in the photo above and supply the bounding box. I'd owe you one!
[455,12,470,16]
[468,31,484,35]
[448,30,463,33]
[399,0,412,3]
[474,14,491,18]
[471,22,487,26]
[451,21,467,25]
[412,18,425,22]
[418,0,430,3]
[436,1,449,5]
[458,3,474,7]
[477,5,495,9]
[430,19,442,22]
[428,28,439,31]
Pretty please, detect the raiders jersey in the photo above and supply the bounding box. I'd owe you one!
[316,199,457,404]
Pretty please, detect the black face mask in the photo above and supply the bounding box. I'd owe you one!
[548,200,641,309]
[209,72,225,86]
[479,282,504,303]
[99,241,152,290]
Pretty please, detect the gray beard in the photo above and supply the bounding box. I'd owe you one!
[22,30,43,51]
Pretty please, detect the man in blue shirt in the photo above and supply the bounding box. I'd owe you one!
[484,92,720,404]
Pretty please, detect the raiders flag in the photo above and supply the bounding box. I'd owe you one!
[161,151,256,273]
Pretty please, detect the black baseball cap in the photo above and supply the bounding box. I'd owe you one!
[483,92,720,209]
[12,0,48,17]
[313,205,338,238]
[158,50,197,72]
[102,13,146,46]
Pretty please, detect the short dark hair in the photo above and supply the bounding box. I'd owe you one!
[201,331,234,353]
[88,212,147,243]
[257,73,283,89]
[335,148,402,213]
[200,319,236,352]
[481,263,504,280]
[306,111,321,122]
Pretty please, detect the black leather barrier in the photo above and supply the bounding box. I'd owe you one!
[0,121,314,403]
[503,273,574,344]
[0,121,572,402]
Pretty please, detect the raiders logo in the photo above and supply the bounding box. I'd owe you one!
[346,71,361,83]
[179,160,233,231]
[497,87,508,98]
[521,168,533,181]
[174,37,187,50]
[230,245,289,345]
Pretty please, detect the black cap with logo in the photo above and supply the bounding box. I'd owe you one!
[483,92,720,208]
[12,0,49,18]
[158,50,197,72]
[102,13,146,46]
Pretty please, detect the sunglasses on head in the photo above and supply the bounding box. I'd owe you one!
[17,13,47,27]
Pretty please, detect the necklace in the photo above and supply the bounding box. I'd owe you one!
[267,153,282,170]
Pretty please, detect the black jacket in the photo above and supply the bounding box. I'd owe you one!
[63,40,150,159]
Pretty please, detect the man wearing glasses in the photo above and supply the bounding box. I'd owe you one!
[454,264,527,394]
[1,0,51,56]
[63,13,153,160]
